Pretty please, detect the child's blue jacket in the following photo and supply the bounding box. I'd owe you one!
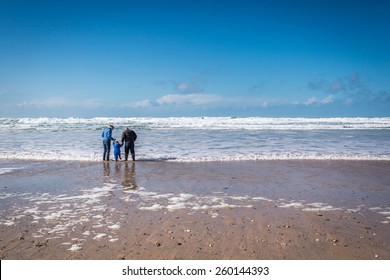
[113,142,123,155]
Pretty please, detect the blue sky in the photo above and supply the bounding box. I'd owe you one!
[1,0,389,117]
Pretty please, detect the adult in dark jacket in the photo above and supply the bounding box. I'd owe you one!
[102,124,115,161]
[121,127,137,161]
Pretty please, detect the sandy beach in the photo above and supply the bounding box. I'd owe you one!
[0,159,389,260]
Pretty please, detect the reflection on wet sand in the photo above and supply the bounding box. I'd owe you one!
[103,161,110,177]
[103,161,138,190]
[121,162,137,190]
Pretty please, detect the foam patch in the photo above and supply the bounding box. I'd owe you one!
[1,180,388,253]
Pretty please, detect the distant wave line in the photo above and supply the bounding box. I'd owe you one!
[1,117,390,131]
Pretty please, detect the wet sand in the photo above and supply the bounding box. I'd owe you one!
[0,159,389,259]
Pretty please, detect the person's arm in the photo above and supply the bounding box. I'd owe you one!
[108,129,115,141]
[133,131,137,141]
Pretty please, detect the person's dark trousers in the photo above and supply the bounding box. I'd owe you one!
[103,139,111,161]
[124,141,135,161]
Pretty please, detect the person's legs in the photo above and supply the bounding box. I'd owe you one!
[129,142,135,161]
[106,141,111,160]
[103,139,111,161]
[103,140,107,160]
[124,142,130,161]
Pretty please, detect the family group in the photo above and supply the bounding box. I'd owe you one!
[102,125,137,161]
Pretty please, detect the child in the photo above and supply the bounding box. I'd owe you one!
[113,140,123,161]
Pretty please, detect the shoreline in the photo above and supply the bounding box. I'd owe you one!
[1,155,390,163]
[0,159,389,259]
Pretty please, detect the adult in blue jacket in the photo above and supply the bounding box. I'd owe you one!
[102,124,115,161]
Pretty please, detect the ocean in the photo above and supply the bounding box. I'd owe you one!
[0,117,389,162]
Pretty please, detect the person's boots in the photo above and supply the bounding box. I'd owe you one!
[125,154,128,161]
[131,153,135,161]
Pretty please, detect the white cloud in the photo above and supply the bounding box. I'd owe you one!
[322,95,334,104]
[123,99,154,108]
[176,83,190,92]
[123,93,223,108]
[155,79,207,94]
[304,95,334,106]
[157,94,222,106]
[18,97,103,109]
[124,93,272,110]
[303,97,317,106]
